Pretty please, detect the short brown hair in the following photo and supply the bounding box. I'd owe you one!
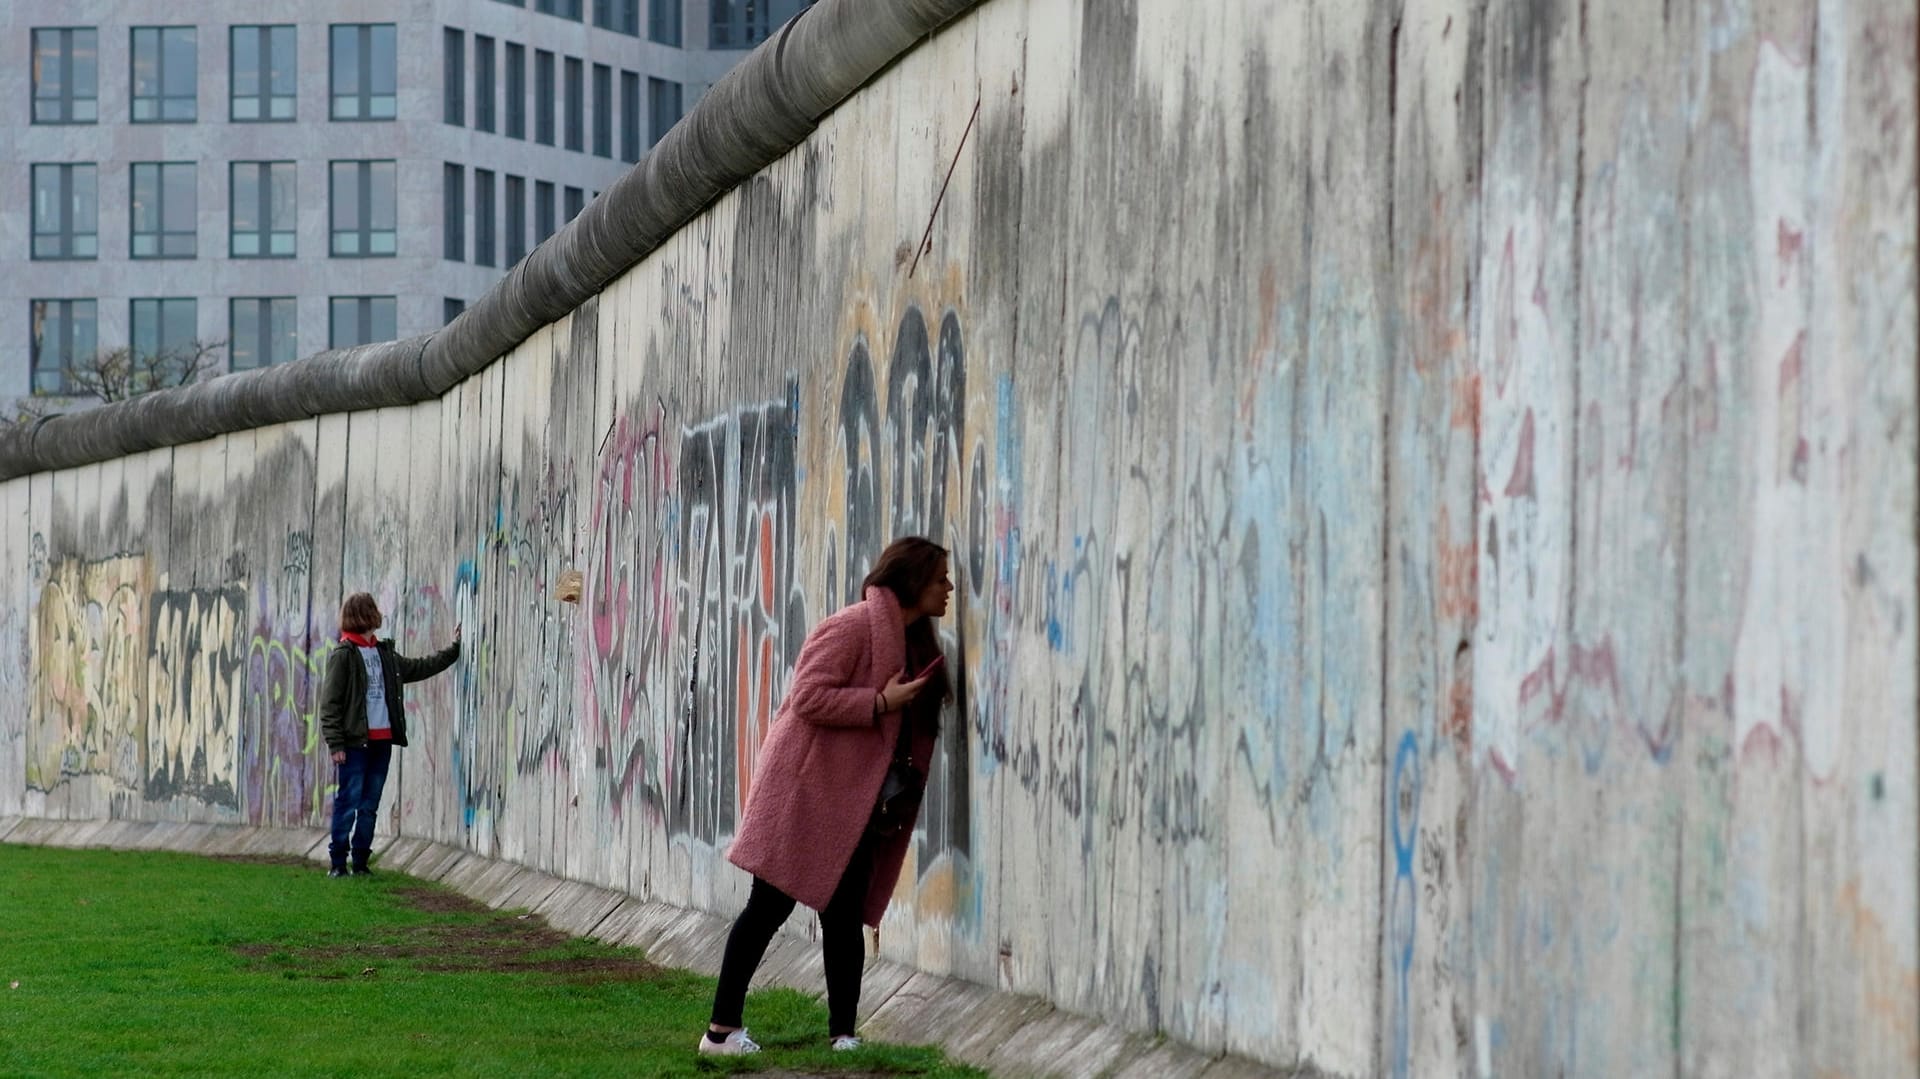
[339,593,382,635]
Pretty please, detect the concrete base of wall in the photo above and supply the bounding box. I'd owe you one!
[0,817,1301,1079]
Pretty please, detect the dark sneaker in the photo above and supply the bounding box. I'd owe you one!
[327,866,349,878]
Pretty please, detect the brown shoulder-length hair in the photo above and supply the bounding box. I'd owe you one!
[862,536,952,712]
[339,593,383,635]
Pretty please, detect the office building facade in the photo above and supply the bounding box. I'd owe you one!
[0,0,810,413]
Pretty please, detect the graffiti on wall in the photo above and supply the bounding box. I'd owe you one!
[831,305,974,871]
[581,385,804,845]
[28,556,151,793]
[673,386,804,842]
[146,588,246,806]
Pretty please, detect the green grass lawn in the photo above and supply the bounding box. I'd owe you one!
[0,845,987,1078]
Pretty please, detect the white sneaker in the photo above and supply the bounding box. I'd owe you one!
[697,1029,761,1055]
[831,1036,863,1051]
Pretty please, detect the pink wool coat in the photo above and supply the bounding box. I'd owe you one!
[727,586,939,927]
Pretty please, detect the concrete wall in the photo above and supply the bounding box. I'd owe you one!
[1,1,1915,1075]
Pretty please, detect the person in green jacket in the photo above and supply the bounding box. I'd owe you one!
[319,592,462,877]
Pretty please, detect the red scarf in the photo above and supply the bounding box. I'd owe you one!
[340,630,378,648]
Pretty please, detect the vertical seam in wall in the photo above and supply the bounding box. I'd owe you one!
[1670,6,1699,1069]
[1376,6,1403,1078]
[1568,0,1590,633]
[1466,1,1491,1065]
[1797,6,1820,1066]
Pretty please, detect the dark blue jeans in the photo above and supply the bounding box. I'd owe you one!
[329,743,393,868]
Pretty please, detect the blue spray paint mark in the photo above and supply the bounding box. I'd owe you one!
[1389,729,1421,1079]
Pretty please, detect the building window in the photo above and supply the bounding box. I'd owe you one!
[474,169,497,268]
[331,24,397,121]
[443,28,466,126]
[620,71,641,163]
[648,77,682,147]
[32,164,98,260]
[230,297,297,370]
[505,43,526,139]
[131,27,196,122]
[444,164,466,262]
[504,175,527,264]
[649,1,682,46]
[231,25,296,121]
[444,298,466,325]
[231,162,296,258]
[329,296,397,348]
[564,58,584,152]
[330,160,397,257]
[535,0,584,20]
[534,50,555,145]
[130,298,199,374]
[32,28,99,124]
[130,162,196,259]
[564,186,584,222]
[590,64,613,159]
[29,299,97,395]
[474,35,496,133]
[594,0,641,35]
[534,181,556,243]
[710,0,811,48]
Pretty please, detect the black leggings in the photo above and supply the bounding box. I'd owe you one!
[710,830,878,1037]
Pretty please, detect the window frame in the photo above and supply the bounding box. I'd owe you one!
[329,159,398,258]
[129,297,199,371]
[28,298,98,396]
[474,35,497,133]
[505,42,526,139]
[534,180,556,243]
[444,163,466,262]
[329,296,398,349]
[504,174,527,265]
[130,26,197,123]
[31,162,99,261]
[648,0,681,46]
[591,63,613,159]
[534,50,555,146]
[229,161,296,259]
[32,27,100,125]
[474,169,497,268]
[229,24,297,122]
[330,24,398,122]
[129,161,197,260]
[229,296,298,371]
[564,56,584,152]
[443,27,466,126]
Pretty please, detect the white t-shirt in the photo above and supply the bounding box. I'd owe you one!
[357,645,390,734]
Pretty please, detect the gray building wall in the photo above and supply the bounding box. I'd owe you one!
[0,0,768,415]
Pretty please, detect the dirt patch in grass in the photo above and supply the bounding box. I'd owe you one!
[234,888,663,984]
[206,854,314,868]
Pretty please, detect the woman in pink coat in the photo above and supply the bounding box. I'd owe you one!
[699,535,953,1056]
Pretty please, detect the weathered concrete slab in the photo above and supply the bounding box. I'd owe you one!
[851,957,917,1021]
[1105,1037,1224,1079]
[864,972,999,1049]
[370,836,433,872]
[400,842,468,882]
[644,908,735,974]
[941,989,1057,1068]
[531,880,627,938]
[488,867,564,913]
[0,817,20,842]
[592,901,697,957]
